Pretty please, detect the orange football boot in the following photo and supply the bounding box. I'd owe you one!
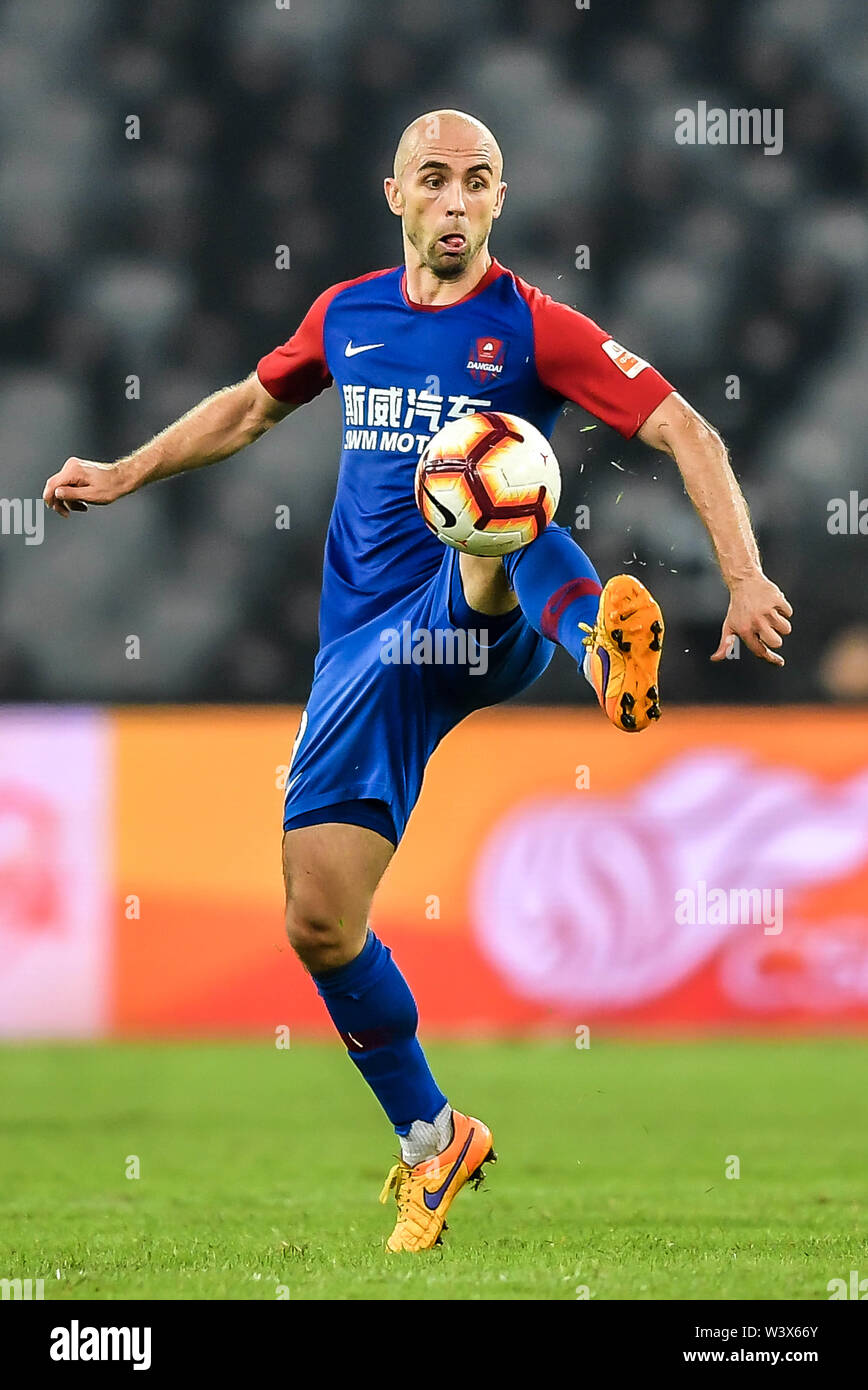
[379,1110,496,1252]
[580,574,664,732]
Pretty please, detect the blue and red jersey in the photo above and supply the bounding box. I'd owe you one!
[256,259,673,649]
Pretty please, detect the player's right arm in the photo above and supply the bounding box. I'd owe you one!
[43,374,296,518]
[44,280,339,518]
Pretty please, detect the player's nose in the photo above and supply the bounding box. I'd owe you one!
[444,180,466,215]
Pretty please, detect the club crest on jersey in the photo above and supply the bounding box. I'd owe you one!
[466,336,507,383]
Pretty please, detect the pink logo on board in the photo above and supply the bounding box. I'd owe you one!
[0,711,110,1037]
[470,751,868,1010]
[0,786,62,943]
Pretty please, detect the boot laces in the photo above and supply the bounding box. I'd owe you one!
[378,1161,413,1219]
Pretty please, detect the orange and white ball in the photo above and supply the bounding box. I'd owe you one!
[414,411,561,557]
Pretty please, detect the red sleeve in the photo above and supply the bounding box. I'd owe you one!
[514,275,675,438]
[256,284,339,405]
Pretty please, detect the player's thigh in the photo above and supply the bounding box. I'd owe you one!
[282,820,395,972]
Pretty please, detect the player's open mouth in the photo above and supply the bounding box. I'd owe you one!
[438,234,466,254]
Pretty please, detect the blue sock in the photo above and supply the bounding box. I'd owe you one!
[312,930,447,1135]
[503,522,602,668]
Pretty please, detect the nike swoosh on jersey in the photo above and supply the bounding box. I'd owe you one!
[345,340,385,356]
[423,1128,475,1210]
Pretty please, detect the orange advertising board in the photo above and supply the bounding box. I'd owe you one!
[108,706,868,1036]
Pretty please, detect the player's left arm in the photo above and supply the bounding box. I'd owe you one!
[637,392,792,665]
[521,282,793,667]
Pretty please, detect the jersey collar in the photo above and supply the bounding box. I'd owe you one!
[399,257,505,312]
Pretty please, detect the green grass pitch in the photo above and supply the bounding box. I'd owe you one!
[1,1038,865,1300]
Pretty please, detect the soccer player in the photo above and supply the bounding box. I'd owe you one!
[44,110,792,1252]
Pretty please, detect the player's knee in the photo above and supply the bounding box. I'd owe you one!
[284,906,340,971]
[281,826,391,973]
[284,897,359,973]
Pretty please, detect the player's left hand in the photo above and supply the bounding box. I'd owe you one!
[711,573,793,666]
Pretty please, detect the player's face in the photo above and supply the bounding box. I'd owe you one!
[391,134,506,279]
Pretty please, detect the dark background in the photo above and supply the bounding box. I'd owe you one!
[1,0,866,704]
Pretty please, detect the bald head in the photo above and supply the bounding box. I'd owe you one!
[393,109,503,182]
[384,109,507,284]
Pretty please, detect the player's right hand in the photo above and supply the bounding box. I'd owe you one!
[43,457,129,518]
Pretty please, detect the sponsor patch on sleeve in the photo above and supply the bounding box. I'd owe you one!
[601,338,649,378]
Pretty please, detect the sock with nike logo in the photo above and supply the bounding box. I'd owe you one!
[502,522,602,671]
[312,929,448,1148]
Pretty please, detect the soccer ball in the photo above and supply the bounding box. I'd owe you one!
[414,411,561,557]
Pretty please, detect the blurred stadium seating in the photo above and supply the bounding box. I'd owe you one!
[0,0,866,704]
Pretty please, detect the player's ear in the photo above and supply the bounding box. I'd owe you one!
[383,177,404,216]
[491,180,507,220]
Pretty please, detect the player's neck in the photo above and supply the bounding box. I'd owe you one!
[402,249,493,307]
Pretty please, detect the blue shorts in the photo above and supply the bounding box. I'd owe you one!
[283,544,553,845]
